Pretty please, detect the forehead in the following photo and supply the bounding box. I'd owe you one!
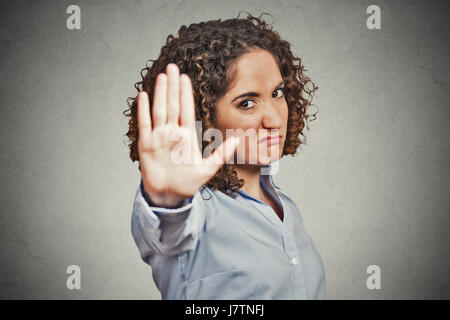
[226,49,283,93]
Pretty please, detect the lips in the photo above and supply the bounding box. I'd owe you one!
[259,135,282,146]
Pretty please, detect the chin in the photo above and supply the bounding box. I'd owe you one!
[258,147,283,165]
[257,154,282,166]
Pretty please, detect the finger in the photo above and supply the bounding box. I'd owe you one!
[152,73,168,128]
[203,136,240,173]
[166,63,180,124]
[180,74,196,129]
[137,91,152,150]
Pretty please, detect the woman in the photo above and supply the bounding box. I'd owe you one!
[123,13,325,299]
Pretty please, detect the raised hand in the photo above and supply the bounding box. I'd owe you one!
[137,64,240,207]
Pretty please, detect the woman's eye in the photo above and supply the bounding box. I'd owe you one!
[238,88,284,110]
[239,100,255,110]
[273,88,285,98]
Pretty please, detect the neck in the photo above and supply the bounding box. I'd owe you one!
[235,164,263,200]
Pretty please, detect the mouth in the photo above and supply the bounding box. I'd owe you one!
[259,135,282,146]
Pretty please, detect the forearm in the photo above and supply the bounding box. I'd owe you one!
[132,180,204,257]
[141,180,190,208]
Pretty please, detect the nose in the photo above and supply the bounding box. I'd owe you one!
[261,102,283,131]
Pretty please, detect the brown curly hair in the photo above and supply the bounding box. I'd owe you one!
[123,12,318,197]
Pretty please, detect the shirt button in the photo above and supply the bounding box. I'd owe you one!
[291,257,299,265]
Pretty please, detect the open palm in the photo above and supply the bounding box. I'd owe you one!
[137,64,239,207]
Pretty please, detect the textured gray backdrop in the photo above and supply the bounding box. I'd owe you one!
[0,0,449,299]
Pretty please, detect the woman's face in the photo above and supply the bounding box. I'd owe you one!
[215,48,288,166]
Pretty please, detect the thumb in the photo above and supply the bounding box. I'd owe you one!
[203,136,240,173]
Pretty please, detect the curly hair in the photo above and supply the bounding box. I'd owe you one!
[123,12,318,198]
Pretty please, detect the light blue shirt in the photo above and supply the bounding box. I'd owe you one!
[131,171,326,299]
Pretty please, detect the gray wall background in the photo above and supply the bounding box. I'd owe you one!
[0,0,449,299]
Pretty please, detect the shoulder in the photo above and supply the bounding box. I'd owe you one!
[191,185,240,235]
[191,185,230,213]
[270,176,294,204]
[271,178,305,222]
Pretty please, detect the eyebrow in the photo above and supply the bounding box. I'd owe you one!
[231,80,285,103]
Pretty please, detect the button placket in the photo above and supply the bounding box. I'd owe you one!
[282,213,304,272]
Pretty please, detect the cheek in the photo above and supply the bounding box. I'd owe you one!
[233,116,261,131]
[281,102,289,128]
[215,110,259,133]
[214,107,230,133]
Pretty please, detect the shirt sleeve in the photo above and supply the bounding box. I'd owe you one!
[131,179,205,259]
[139,178,192,210]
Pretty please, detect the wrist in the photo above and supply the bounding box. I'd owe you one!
[146,191,187,208]
[141,183,189,208]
